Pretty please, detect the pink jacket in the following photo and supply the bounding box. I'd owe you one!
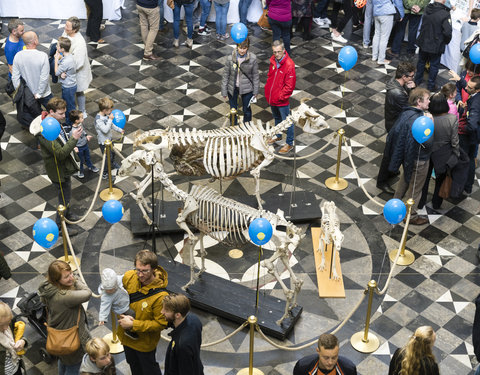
[447,99,459,120]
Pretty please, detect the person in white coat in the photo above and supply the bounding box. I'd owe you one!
[63,17,93,118]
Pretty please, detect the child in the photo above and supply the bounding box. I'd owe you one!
[69,110,99,178]
[460,9,480,53]
[80,337,116,375]
[54,37,77,126]
[94,98,124,180]
[98,268,137,340]
[441,82,459,120]
[0,302,27,375]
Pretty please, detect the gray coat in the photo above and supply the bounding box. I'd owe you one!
[221,50,259,97]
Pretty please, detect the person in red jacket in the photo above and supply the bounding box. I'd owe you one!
[265,40,296,154]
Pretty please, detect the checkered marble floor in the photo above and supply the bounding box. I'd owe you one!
[1,2,480,374]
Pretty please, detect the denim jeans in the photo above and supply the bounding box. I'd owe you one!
[158,0,165,29]
[391,13,421,55]
[62,85,77,125]
[77,144,94,172]
[272,105,293,145]
[415,50,442,90]
[200,0,212,27]
[173,2,194,39]
[214,2,229,35]
[313,0,328,19]
[192,0,201,24]
[268,17,292,56]
[58,360,81,375]
[228,88,254,123]
[239,0,253,24]
[362,0,373,45]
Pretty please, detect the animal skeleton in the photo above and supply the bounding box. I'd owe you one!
[317,201,344,281]
[119,150,305,325]
[132,102,328,209]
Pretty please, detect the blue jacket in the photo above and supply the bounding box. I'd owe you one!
[372,0,404,18]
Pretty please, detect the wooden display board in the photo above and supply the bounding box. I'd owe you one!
[311,227,345,298]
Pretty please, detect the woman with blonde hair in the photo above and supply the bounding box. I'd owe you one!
[38,260,92,375]
[0,302,27,375]
[388,326,439,375]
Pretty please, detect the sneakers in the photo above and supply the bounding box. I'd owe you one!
[331,32,347,43]
[313,17,329,28]
[82,111,88,119]
[377,60,391,65]
[267,136,282,145]
[173,39,179,48]
[185,38,193,48]
[279,144,294,154]
[77,171,84,179]
[102,173,108,180]
[89,166,99,173]
[198,27,210,36]
[363,43,370,48]
[321,17,331,25]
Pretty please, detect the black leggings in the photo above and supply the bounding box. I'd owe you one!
[331,0,354,33]
[85,0,104,42]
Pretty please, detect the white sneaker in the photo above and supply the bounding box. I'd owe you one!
[363,43,369,48]
[173,39,179,48]
[322,17,332,25]
[313,17,323,26]
[332,33,347,43]
[82,111,88,119]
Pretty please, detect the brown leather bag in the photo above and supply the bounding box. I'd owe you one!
[167,0,175,9]
[45,308,81,356]
[258,9,270,29]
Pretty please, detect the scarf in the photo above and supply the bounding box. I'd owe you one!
[0,327,19,367]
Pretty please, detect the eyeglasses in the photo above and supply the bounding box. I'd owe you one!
[272,50,284,55]
[405,74,415,78]
[135,268,152,275]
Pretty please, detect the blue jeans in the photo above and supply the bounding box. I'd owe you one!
[192,0,201,24]
[362,0,373,45]
[272,105,293,145]
[391,13,421,55]
[415,50,441,90]
[200,0,212,27]
[214,2,229,35]
[158,0,165,29]
[62,85,77,125]
[268,17,292,56]
[239,0,253,24]
[77,144,94,172]
[58,358,81,375]
[228,88,254,123]
[173,2,194,39]
[313,0,329,19]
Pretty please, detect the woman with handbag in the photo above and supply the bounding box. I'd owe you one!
[221,37,259,124]
[0,302,27,375]
[38,260,92,375]
[266,0,292,55]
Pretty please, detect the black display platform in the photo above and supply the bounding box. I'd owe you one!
[160,256,303,340]
[131,191,321,235]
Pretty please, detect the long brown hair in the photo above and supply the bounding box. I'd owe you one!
[399,326,436,375]
[47,260,73,290]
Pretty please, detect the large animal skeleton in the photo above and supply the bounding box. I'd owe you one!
[132,102,328,209]
[318,201,344,281]
[119,150,304,325]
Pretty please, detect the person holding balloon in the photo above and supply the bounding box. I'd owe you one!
[387,88,433,225]
[221,37,259,124]
[29,97,83,229]
[94,97,125,180]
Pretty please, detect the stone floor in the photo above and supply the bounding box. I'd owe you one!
[0,1,479,374]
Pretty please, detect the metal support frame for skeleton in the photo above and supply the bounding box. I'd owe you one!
[119,153,305,325]
[317,201,344,281]
[132,102,328,209]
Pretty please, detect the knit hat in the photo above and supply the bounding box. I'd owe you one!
[101,268,118,290]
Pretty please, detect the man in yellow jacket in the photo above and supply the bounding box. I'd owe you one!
[118,250,169,375]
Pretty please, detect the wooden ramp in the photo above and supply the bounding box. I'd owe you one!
[311,227,345,298]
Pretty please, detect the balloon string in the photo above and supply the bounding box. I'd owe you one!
[255,245,263,313]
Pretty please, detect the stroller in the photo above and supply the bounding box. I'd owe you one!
[16,292,55,364]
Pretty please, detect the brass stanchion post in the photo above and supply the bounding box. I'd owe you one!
[103,311,124,354]
[351,280,380,353]
[230,108,238,126]
[100,140,124,201]
[389,198,415,266]
[237,316,264,375]
[57,205,80,271]
[325,128,348,191]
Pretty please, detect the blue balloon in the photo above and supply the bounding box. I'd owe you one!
[338,46,358,71]
[470,44,480,64]
[383,199,407,225]
[41,117,61,141]
[33,218,59,249]
[411,116,434,144]
[102,200,124,224]
[231,23,248,44]
[111,109,126,129]
[248,218,273,246]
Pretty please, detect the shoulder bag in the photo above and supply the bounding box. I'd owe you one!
[258,9,270,29]
[45,307,81,356]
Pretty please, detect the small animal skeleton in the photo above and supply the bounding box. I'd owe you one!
[318,201,344,281]
[119,150,304,325]
[132,101,328,209]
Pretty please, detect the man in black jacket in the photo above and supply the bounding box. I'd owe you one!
[162,294,204,375]
[414,0,452,91]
